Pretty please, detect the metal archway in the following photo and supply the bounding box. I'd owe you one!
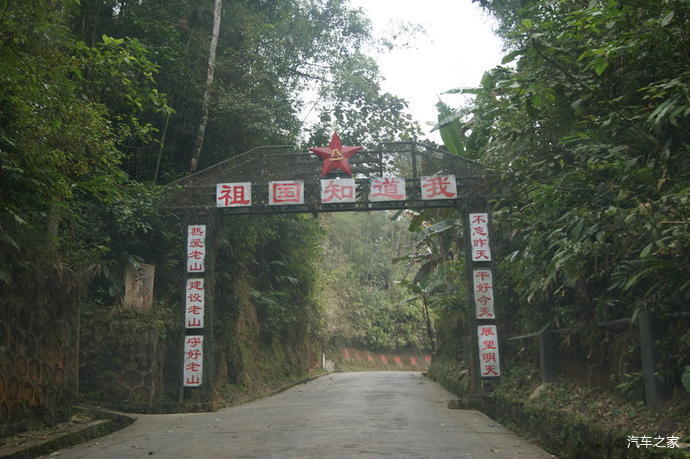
[170,142,499,405]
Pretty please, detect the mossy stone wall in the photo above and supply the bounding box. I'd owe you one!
[79,308,176,412]
[0,267,79,437]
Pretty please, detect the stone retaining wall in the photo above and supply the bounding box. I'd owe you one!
[0,270,79,437]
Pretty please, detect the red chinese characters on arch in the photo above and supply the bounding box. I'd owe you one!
[185,278,205,329]
[469,213,491,262]
[478,325,501,377]
[421,175,457,200]
[473,269,495,320]
[269,180,304,205]
[187,225,206,273]
[183,335,204,387]
[216,182,251,208]
[214,175,460,206]
[369,177,406,201]
[321,178,356,203]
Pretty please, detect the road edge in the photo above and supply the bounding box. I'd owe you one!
[0,408,135,459]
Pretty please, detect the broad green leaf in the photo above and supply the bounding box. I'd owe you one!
[422,220,457,237]
[571,98,586,109]
[501,50,521,64]
[640,243,654,258]
[435,101,465,156]
[592,57,609,75]
[660,10,674,27]
[521,18,534,29]
[0,233,20,251]
[413,261,434,285]
[439,123,465,156]
[441,87,480,95]
[0,267,11,285]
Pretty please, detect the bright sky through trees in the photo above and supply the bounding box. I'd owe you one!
[349,0,503,141]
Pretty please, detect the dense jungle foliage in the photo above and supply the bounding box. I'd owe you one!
[317,211,432,352]
[0,0,416,271]
[0,0,424,413]
[2,0,688,415]
[0,0,419,305]
[428,0,689,393]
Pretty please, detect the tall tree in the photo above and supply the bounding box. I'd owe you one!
[316,212,430,351]
[189,0,221,174]
[1,1,165,264]
[307,52,421,148]
[435,0,690,390]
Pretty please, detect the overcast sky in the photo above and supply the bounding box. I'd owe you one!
[348,0,504,142]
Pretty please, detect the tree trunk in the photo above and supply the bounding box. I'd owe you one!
[46,203,61,248]
[422,297,436,352]
[90,0,98,47]
[154,28,195,184]
[189,0,222,174]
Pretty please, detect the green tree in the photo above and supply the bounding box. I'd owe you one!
[70,0,377,181]
[316,212,430,352]
[307,52,421,148]
[0,1,165,279]
[436,0,690,389]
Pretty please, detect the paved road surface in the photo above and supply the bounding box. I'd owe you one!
[50,372,552,458]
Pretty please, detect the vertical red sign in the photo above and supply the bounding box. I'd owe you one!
[473,269,495,319]
[187,225,206,273]
[469,213,491,262]
[183,335,204,387]
[185,278,204,329]
[477,325,501,377]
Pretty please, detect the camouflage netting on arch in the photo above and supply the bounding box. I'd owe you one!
[169,142,488,213]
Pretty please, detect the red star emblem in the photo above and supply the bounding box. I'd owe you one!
[309,131,362,177]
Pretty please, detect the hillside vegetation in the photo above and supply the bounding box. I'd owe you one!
[422,0,689,452]
[0,0,421,433]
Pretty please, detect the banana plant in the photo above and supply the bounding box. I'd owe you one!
[433,99,466,157]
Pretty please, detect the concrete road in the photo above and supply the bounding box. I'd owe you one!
[50,372,552,458]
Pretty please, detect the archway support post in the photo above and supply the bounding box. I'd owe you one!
[169,142,494,409]
[180,209,217,408]
[462,197,501,400]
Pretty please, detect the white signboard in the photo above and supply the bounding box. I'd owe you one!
[185,278,204,329]
[421,175,457,200]
[473,269,495,319]
[187,225,206,273]
[469,213,491,262]
[216,182,251,207]
[477,325,501,377]
[269,181,304,205]
[321,178,356,203]
[369,177,406,201]
[183,335,204,387]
